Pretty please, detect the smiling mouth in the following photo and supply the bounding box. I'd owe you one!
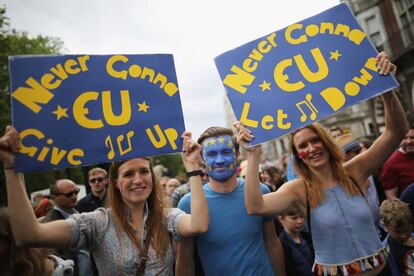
[130,187,146,193]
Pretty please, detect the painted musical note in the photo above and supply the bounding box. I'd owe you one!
[105,136,115,160]
[296,93,318,122]
[117,131,135,155]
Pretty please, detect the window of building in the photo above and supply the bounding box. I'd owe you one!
[395,0,414,45]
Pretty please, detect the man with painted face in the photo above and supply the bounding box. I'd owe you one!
[177,127,285,276]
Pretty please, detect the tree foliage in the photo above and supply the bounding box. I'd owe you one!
[0,6,77,206]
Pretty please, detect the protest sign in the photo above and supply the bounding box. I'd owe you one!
[9,54,185,172]
[215,3,398,146]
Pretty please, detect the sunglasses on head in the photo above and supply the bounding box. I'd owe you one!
[54,188,80,198]
[89,177,104,184]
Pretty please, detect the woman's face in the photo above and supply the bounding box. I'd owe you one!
[262,171,271,183]
[293,128,329,169]
[116,158,153,206]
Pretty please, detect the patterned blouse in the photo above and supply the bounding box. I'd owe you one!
[67,207,185,276]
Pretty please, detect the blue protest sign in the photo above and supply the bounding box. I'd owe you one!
[215,3,398,146]
[9,54,185,172]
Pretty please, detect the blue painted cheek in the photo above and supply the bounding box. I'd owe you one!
[205,154,237,182]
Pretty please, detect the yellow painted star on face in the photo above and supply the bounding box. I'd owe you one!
[259,80,271,91]
[217,137,225,144]
[209,138,216,146]
[52,105,69,120]
[228,140,233,147]
[137,101,150,113]
[329,50,341,61]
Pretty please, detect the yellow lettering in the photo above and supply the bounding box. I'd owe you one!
[146,124,167,148]
[261,115,274,130]
[344,81,360,96]
[50,147,67,165]
[274,59,305,92]
[67,149,84,165]
[223,65,255,94]
[164,82,179,97]
[285,23,307,45]
[266,32,277,47]
[40,73,61,90]
[102,90,131,126]
[11,78,54,113]
[153,73,167,88]
[277,109,291,129]
[352,68,373,86]
[242,58,257,72]
[258,40,271,54]
[248,49,264,62]
[334,24,350,37]
[50,64,69,80]
[141,67,155,82]
[348,29,366,45]
[364,57,379,72]
[19,128,44,157]
[106,55,128,80]
[64,59,81,75]
[320,87,346,111]
[77,55,90,71]
[239,102,259,128]
[73,92,104,129]
[320,22,334,34]
[294,48,328,83]
[165,128,178,150]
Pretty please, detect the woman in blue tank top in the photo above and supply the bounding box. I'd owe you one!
[237,52,408,275]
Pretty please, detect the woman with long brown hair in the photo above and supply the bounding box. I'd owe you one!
[0,130,209,275]
[236,52,408,275]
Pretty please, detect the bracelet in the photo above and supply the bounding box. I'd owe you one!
[186,170,203,177]
[4,166,15,170]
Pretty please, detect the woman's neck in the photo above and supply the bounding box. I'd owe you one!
[311,165,337,189]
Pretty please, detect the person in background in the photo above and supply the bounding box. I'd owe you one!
[330,126,345,140]
[380,199,414,275]
[33,196,54,219]
[166,178,181,197]
[170,160,208,208]
[0,207,74,276]
[42,179,83,276]
[278,202,314,276]
[381,125,414,199]
[76,167,108,213]
[261,166,286,192]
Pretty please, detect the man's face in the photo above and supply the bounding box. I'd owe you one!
[166,179,180,196]
[202,135,237,182]
[53,180,79,209]
[401,129,414,155]
[88,171,107,195]
[331,129,343,140]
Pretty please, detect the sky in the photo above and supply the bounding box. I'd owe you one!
[2,0,338,138]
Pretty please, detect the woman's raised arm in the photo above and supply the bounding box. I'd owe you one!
[176,131,209,236]
[234,122,305,216]
[1,126,71,248]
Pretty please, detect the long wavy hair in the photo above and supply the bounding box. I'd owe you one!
[107,157,170,257]
[289,123,360,208]
[0,208,51,275]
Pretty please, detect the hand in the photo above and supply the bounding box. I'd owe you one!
[181,131,201,171]
[232,121,261,153]
[377,51,396,76]
[0,126,20,167]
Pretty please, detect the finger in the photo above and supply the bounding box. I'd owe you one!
[390,64,397,76]
[384,62,393,75]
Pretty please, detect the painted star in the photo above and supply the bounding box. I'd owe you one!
[209,138,216,146]
[329,50,341,61]
[228,140,233,147]
[52,105,69,120]
[259,80,271,91]
[137,101,150,113]
[217,137,225,144]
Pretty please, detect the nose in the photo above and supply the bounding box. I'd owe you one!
[215,153,225,164]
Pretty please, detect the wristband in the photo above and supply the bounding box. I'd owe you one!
[186,170,203,177]
[4,166,14,170]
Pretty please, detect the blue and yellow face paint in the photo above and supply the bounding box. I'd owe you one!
[202,135,237,182]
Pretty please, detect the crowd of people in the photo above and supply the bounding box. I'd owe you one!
[0,52,414,275]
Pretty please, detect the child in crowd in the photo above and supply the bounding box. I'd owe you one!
[278,202,314,276]
[380,199,414,275]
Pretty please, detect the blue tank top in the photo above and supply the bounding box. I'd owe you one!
[311,185,384,266]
